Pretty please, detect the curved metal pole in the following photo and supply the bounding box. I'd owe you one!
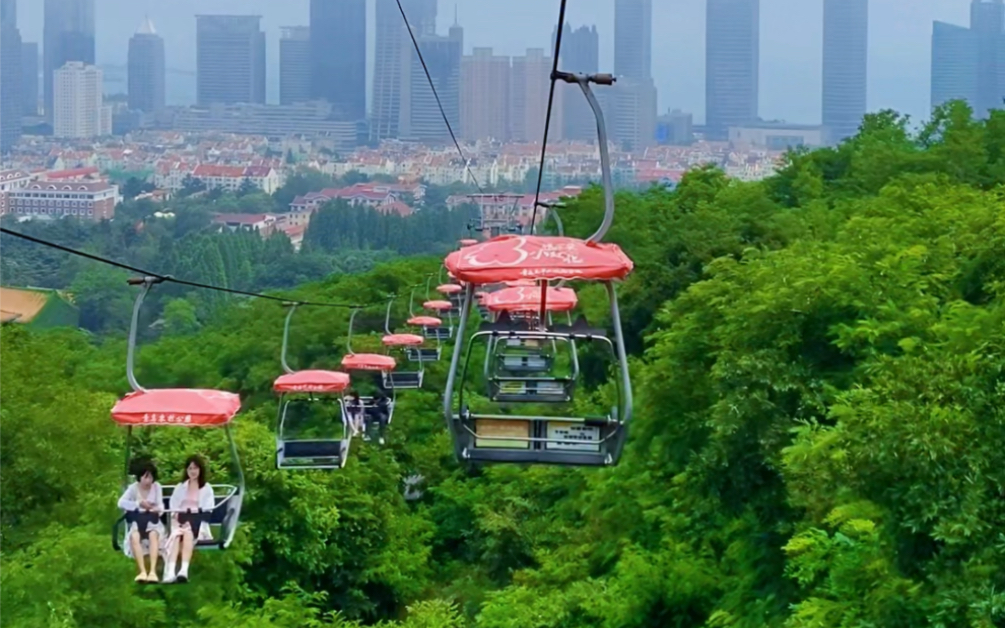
[551,207,564,237]
[126,277,161,393]
[606,281,633,463]
[347,308,360,355]
[443,283,475,447]
[384,296,395,335]
[280,303,298,374]
[425,275,432,301]
[408,287,417,318]
[578,80,615,245]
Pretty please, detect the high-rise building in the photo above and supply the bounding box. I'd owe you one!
[373,0,437,141]
[128,17,165,113]
[22,42,39,116]
[54,61,109,138]
[196,15,266,106]
[931,1,1005,119]
[614,0,652,80]
[1,0,21,152]
[705,0,760,140]
[510,48,562,143]
[280,27,312,106]
[600,78,658,151]
[310,0,366,121]
[552,24,600,141]
[461,48,511,141]
[43,0,95,122]
[407,23,463,142]
[822,0,868,144]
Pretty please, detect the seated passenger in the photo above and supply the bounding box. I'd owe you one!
[346,392,364,437]
[162,455,215,584]
[374,392,391,445]
[117,459,164,583]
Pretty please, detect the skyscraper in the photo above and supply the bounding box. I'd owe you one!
[705,0,760,140]
[614,0,652,80]
[128,17,166,113]
[407,23,463,142]
[1,0,22,152]
[822,0,868,144]
[510,48,562,143]
[22,42,39,116]
[310,0,366,121]
[553,24,599,141]
[196,15,266,106]
[43,0,95,122]
[373,0,437,141]
[54,61,108,139]
[280,27,312,105]
[461,48,511,141]
[931,1,1005,119]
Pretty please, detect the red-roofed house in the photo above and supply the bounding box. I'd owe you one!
[289,182,417,216]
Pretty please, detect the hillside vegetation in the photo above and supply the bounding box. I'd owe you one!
[1,102,1003,628]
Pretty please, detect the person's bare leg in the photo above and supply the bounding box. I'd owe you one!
[177,529,195,580]
[163,531,182,582]
[146,531,161,581]
[129,531,147,581]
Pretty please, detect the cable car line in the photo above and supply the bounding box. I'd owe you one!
[394,0,484,194]
[529,0,570,234]
[0,226,389,310]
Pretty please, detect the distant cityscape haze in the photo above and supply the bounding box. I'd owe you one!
[13,0,972,125]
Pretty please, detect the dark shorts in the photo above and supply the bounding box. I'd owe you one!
[177,511,207,538]
[126,511,160,540]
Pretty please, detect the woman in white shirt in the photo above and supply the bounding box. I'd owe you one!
[162,455,215,584]
[117,460,165,583]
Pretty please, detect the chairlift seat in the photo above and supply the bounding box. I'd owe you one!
[278,438,347,469]
[497,353,553,373]
[383,370,424,389]
[452,408,622,466]
[406,347,441,362]
[489,376,574,403]
[424,326,453,341]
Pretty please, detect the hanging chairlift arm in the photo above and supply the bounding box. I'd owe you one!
[552,71,616,245]
[347,308,360,355]
[125,276,167,393]
[280,302,299,375]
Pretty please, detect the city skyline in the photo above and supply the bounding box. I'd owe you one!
[9,0,986,127]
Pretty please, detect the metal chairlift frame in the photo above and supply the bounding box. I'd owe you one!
[382,297,425,389]
[442,72,634,467]
[274,303,352,470]
[345,307,397,429]
[112,277,244,552]
[406,285,445,361]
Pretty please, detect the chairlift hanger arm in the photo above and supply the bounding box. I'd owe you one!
[280,302,299,375]
[125,276,169,392]
[552,71,616,245]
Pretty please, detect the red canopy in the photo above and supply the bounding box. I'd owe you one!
[407,315,442,327]
[485,286,579,312]
[111,389,241,427]
[341,353,397,372]
[382,333,425,347]
[436,283,463,295]
[459,238,479,247]
[423,299,453,311]
[273,370,351,394]
[504,279,538,287]
[444,235,633,284]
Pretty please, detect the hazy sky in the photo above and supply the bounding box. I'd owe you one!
[15,0,972,125]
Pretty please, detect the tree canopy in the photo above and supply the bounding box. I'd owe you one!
[2,102,1003,627]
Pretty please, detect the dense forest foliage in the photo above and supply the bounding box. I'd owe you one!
[2,101,1003,627]
[0,172,479,333]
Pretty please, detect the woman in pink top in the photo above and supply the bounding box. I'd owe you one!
[162,455,215,584]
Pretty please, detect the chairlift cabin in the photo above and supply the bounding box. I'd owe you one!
[436,282,465,309]
[441,70,635,467]
[274,303,354,470]
[111,277,244,553]
[381,295,430,384]
[410,285,453,341]
[342,308,398,429]
[406,314,445,361]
